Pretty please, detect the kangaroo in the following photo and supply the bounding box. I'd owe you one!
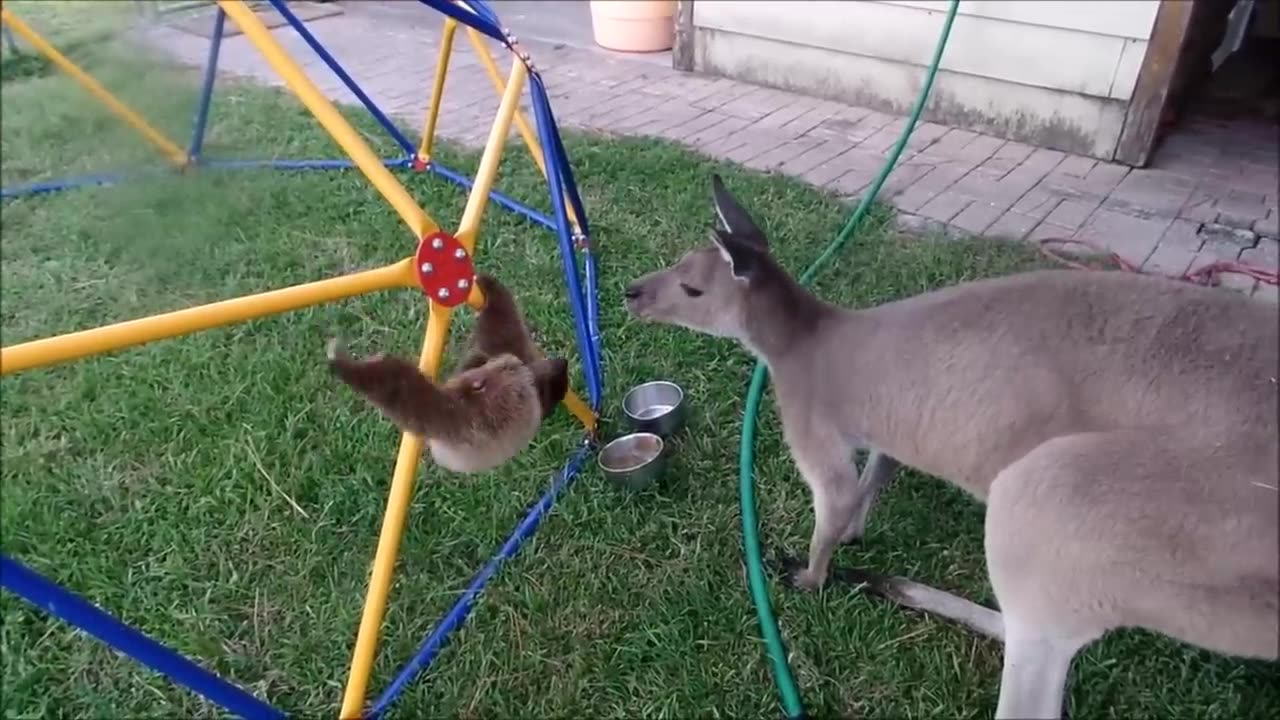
[623,174,1278,719]
[328,273,569,473]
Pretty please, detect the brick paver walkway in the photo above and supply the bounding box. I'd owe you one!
[139,6,1278,302]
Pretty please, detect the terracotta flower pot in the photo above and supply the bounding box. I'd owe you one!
[589,0,677,53]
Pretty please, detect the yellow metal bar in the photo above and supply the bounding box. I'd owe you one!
[338,56,529,715]
[417,17,458,162]
[0,260,417,377]
[450,58,595,433]
[0,8,188,167]
[339,302,452,720]
[339,64,593,706]
[463,29,545,178]
[562,388,596,432]
[462,28,582,234]
[454,57,526,254]
[215,0,437,240]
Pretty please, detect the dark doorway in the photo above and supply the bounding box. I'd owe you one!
[1151,0,1279,168]
[1163,0,1278,128]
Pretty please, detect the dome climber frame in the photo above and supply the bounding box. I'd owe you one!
[0,2,603,718]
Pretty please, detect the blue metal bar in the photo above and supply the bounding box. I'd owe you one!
[461,0,502,28]
[266,0,417,157]
[3,24,20,55]
[527,76,593,241]
[201,156,555,229]
[534,116,598,405]
[540,88,591,241]
[534,94,601,408]
[581,248,603,411]
[545,152,601,395]
[424,160,555,230]
[526,78,592,276]
[0,153,559,222]
[450,0,499,25]
[1,157,410,201]
[366,444,593,719]
[528,74,602,402]
[416,0,507,44]
[529,76,602,408]
[0,555,285,720]
[197,156,411,171]
[187,8,226,162]
[1,173,126,199]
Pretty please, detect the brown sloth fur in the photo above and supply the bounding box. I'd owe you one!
[327,273,569,473]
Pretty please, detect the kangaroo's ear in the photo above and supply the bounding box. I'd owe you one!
[708,227,762,282]
[711,173,768,251]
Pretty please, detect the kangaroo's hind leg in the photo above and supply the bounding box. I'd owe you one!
[991,427,1278,720]
[840,449,899,545]
[984,433,1129,720]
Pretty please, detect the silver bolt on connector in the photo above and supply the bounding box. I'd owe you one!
[420,262,434,273]
[454,248,466,259]
[431,237,444,249]
[437,287,450,300]
[457,278,470,289]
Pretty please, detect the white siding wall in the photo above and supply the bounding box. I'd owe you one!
[689,0,1163,159]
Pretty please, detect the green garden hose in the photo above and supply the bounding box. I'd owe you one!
[736,3,960,717]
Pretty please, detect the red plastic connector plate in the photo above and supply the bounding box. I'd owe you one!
[414,231,474,307]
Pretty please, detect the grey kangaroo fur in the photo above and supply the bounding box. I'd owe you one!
[623,174,1278,719]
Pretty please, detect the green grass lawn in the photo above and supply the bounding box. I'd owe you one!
[3,8,1277,719]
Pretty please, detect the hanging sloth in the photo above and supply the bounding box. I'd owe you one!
[326,273,569,473]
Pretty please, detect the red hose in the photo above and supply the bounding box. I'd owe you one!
[1038,237,1279,288]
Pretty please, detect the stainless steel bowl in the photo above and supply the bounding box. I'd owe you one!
[622,380,687,437]
[597,432,667,491]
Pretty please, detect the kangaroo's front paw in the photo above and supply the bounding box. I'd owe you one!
[778,555,826,592]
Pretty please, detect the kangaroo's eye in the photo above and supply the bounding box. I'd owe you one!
[680,283,703,298]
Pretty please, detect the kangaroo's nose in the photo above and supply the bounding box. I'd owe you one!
[624,284,643,300]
